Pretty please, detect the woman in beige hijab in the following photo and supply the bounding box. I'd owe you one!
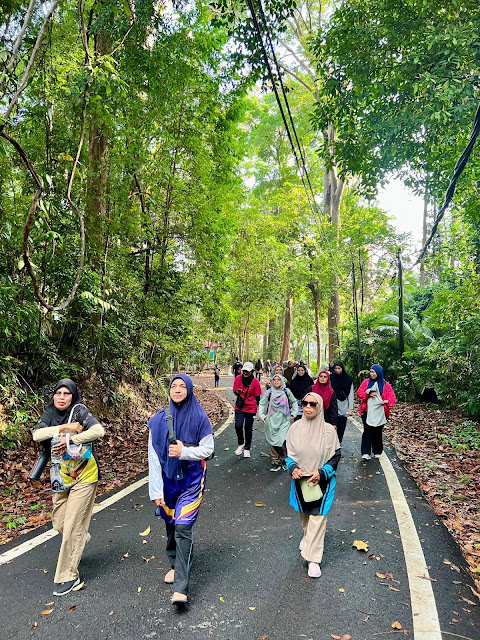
[285,392,341,578]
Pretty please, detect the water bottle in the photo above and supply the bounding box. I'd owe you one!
[51,435,62,464]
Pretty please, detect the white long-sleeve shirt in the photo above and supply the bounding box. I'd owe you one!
[148,433,214,501]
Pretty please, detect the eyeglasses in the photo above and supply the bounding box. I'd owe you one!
[54,391,72,397]
[301,400,318,408]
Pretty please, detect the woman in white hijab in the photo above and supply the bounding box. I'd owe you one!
[285,392,341,578]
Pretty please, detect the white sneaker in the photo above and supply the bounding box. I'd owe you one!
[234,445,244,456]
[374,454,382,459]
[86,532,91,544]
[299,536,305,551]
[243,449,251,458]
[308,562,321,578]
[362,454,371,460]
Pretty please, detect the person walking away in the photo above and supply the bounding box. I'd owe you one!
[148,375,214,606]
[330,361,354,443]
[33,379,104,596]
[254,359,263,381]
[265,359,272,375]
[232,357,243,377]
[232,362,262,458]
[288,364,314,422]
[357,364,396,460]
[285,393,341,578]
[214,364,220,388]
[259,373,298,471]
[311,370,338,426]
[283,360,296,384]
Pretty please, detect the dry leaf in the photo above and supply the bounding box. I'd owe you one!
[142,556,150,563]
[339,588,345,593]
[68,605,77,613]
[139,526,151,536]
[43,570,48,574]
[123,552,129,558]
[31,622,38,629]
[137,586,142,593]
[352,539,369,552]
[392,621,402,630]
[249,606,256,610]
[255,502,265,507]
[41,609,53,615]
[44,602,54,606]
[109,611,114,615]
[469,586,480,601]
[376,572,387,579]
[72,581,84,591]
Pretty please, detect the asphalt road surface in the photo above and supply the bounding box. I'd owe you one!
[1,376,479,640]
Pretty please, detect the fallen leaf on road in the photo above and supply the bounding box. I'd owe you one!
[73,581,84,591]
[41,609,53,615]
[469,586,480,601]
[249,606,256,610]
[109,611,114,615]
[123,552,129,558]
[137,586,142,593]
[31,622,38,629]
[255,502,265,507]
[388,585,400,592]
[220,596,225,602]
[44,602,54,606]
[392,621,402,629]
[417,575,437,582]
[376,572,387,579]
[352,540,369,552]
[461,597,476,606]
[450,563,461,573]
[139,526,151,536]
[339,588,345,593]
[68,606,77,613]
[385,530,392,535]
[43,570,48,574]
[331,635,351,640]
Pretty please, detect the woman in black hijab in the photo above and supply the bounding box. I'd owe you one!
[33,379,104,597]
[330,362,354,443]
[288,364,314,421]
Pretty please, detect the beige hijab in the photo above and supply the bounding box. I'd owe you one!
[286,392,340,474]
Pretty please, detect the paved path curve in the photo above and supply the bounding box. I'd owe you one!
[0,376,479,640]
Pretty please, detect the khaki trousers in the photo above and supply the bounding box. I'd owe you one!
[52,481,97,583]
[299,513,327,563]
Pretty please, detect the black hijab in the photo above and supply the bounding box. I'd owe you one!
[330,361,353,401]
[288,366,314,399]
[38,378,81,428]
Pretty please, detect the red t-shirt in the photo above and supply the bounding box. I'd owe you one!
[233,375,262,414]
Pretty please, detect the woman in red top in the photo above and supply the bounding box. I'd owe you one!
[356,364,396,460]
[232,362,262,458]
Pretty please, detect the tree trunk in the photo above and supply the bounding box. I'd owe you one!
[324,123,344,360]
[280,296,292,363]
[308,279,321,366]
[420,185,428,286]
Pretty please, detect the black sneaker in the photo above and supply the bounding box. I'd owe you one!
[270,464,282,472]
[53,577,81,596]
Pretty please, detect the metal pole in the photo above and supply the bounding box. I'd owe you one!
[352,261,362,373]
[398,249,405,356]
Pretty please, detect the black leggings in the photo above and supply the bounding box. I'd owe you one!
[337,415,347,443]
[361,413,384,455]
[234,409,255,449]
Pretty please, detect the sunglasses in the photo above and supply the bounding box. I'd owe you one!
[301,400,318,408]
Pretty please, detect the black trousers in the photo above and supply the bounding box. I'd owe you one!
[337,415,347,443]
[361,413,384,455]
[165,521,194,596]
[234,409,255,449]
[214,375,219,387]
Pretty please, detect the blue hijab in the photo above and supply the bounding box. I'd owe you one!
[149,374,213,480]
[367,364,385,395]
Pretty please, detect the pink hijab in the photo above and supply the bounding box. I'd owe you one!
[312,370,334,410]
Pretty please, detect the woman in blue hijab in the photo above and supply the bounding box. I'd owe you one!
[148,375,214,606]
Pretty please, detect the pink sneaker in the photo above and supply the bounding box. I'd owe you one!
[234,445,244,456]
[308,562,321,578]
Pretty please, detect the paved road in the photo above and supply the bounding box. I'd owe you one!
[0,376,479,640]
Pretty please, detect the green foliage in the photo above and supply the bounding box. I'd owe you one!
[437,420,480,451]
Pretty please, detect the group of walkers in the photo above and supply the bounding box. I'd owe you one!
[32,360,395,608]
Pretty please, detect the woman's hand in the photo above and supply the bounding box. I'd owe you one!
[292,467,303,480]
[169,440,183,458]
[154,498,165,507]
[52,435,67,456]
[347,409,354,415]
[61,421,83,434]
[368,390,378,398]
[307,469,321,485]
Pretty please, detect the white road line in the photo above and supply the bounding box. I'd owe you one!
[350,416,442,639]
[0,404,235,567]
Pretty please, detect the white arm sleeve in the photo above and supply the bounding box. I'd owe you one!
[180,433,214,461]
[348,384,354,410]
[148,435,164,501]
[33,426,59,442]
